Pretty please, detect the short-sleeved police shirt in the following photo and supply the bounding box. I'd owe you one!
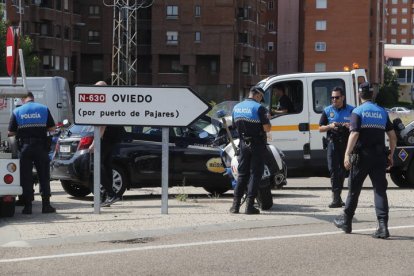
[232,98,270,139]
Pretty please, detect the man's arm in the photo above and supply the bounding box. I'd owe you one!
[344,131,359,170]
[386,130,397,168]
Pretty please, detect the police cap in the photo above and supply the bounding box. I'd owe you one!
[250,86,265,97]
[358,82,373,93]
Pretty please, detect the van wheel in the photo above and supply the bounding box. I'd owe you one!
[389,167,411,188]
[256,179,273,210]
[61,180,91,197]
[111,165,128,197]
[0,198,16,217]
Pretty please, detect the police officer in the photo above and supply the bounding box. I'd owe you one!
[319,87,354,208]
[8,92,57,214]
[230,86,271,214]
[334,82,397,239]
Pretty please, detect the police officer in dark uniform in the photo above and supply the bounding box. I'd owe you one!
[319,87,354,208]
[230,86,271,215]
[334,82,397,239]
[8,92,57,214]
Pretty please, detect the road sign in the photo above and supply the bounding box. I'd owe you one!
[6,27,19,77]
[74,86,211,127]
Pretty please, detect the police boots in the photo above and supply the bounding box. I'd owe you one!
[333,213,352,233]
[229,197,241,214]
[42,196,56,214]
[329,192,345,208]
[21,197,32,215]
[245,198,260,215]
[372,218,390,239]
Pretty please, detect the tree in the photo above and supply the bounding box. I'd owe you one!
[0,20,40,77]
[376,66,399,107]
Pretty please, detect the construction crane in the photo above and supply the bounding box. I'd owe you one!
[103,0,153,85]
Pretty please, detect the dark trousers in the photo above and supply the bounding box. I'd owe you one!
[19,143,51,198]
[327,141,347,193]
[344,149,389,221]
[101,142,116,197]
[234,140,266,199]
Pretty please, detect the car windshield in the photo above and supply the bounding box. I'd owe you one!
[209,101,239,119]
[68,125,94,135]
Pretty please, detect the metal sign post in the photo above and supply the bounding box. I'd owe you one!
[93,127,101,214]
[74,86,211,214]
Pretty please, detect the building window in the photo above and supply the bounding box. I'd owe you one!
[166,5,178,18]
[40,23,50,36]
[402,28,407,34]
[195,31,201,42]
[64,57,69,71]
[391,8,397,14]
[402,18,407,24]
[55,56,60,70]
[56,0,61,10]
[316,20,326,30]
[315,42,326,52]
[63,0,68,11]
[268,0,274,10]
[391,28,397,35]
[73,27,80,40]
[89,6,100,16]
[64,26,70,39]
[171,60,183,72]
[55,25,61,38]
[42,55,53,69]
[403,0,408,3]
[195,5,201,17]
[238,33,248,43]
[391,0,397,3]
[267,21,274,31]
[391,18,397,24]
[210,61,217,73]
[242,61,249,74]
[166,31,178,44]
[401,39,407,43]
[92,59,103,72]
[315,63,326,72]
[411,39,414,44]
[402,8,408,14]
[316,0,327,9]
[88,30,100,42]
[267,42,274,51]
[268,62,274,73]
[391,38,397,43]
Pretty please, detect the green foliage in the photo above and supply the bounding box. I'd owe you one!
[376,66,399,107]
[0,20,39,77]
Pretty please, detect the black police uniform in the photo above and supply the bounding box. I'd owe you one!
[231,98,270,214]
[344,101,393,223]
[319,103,354,207]
[8,99,55,214]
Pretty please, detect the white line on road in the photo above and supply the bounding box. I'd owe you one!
[1,224,413,263]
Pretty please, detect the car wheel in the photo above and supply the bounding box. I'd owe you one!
[203,186,230,196]
[403,129,414,146]
[111,164,128,197]
[256,179,273,210]
[389,167,411,188]
[0,198,16,217]
[405,161,414,188]
[61,180,91,197]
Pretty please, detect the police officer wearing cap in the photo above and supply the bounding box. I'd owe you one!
[230,86,271,214]
[319,87,354,208]
[334,82,397,239]
[8,92,57,214]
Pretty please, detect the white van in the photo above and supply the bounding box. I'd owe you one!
[0,77,73,141]
[256,69,367,175]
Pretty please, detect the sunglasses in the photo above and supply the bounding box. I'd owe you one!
[331,96,341,100]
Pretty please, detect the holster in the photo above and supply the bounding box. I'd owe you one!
[322,136,328,150]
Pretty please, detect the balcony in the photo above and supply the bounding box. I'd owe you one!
[38,7,57,21]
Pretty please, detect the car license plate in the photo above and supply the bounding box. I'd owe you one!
[60,145,71,153]
[262,165,270,179]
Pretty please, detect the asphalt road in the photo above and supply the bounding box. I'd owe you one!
[0,176,413,275]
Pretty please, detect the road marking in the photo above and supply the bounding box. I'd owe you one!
[1,224,414,263]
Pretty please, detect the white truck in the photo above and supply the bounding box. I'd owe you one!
[256,69,368,176]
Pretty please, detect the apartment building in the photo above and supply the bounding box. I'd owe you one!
[303,0,385,84]
[385,0,413,45]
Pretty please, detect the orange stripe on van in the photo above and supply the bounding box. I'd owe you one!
[270,124,320,131]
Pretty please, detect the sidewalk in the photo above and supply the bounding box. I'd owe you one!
[0,176,411,247]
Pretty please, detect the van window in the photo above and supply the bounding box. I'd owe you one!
[268,80,303,116]
[312,79,346,113]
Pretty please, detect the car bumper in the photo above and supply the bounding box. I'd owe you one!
[50,153,91,184]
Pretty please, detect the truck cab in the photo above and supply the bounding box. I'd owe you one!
[256,69,367,175]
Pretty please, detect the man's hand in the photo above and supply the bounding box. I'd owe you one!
[387,153,393,169]
[344,154,351,170]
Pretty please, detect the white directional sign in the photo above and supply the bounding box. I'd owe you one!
[74,86,211,126]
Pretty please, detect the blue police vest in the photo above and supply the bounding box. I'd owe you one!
[323,104,354,124]
[352,102,387,130]
[13,102,49,129]
[232,99,265,138]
